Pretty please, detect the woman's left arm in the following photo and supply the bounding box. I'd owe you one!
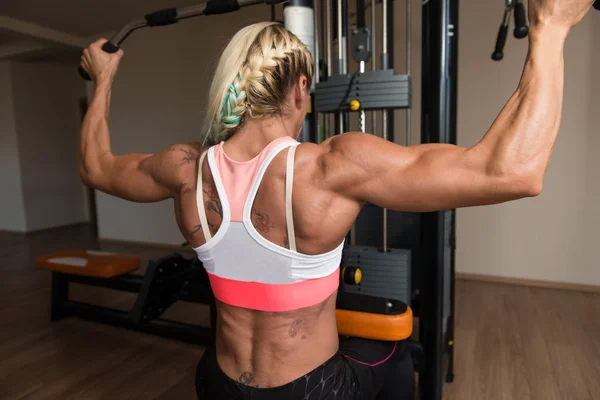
[79,39,199,203]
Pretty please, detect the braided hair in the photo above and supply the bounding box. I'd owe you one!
[203,22,314,145]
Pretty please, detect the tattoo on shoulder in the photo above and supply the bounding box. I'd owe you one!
[253,207,275,234]
[179,148,198,163]
[179,182,194,195]
[289,319,303,338]
[238,371,254,385]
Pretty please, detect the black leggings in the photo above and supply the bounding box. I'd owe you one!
[195,338,415,400]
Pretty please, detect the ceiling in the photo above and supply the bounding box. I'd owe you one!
[0,0,201,37]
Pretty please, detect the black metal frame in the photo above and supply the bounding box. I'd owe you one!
[420,0,459,399]
[50,255,217,346]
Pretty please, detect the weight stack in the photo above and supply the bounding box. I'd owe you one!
[341,245,412,305]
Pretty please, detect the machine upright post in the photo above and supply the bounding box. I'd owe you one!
[381,0,388,253]
[337,0,345,136]
[406,0,412,147]
[326,0,333,139]
[314,0,321,142]
[371,0,377,138]
[420,0,459,398]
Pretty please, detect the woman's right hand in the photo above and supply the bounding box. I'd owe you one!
[528,0,595,32]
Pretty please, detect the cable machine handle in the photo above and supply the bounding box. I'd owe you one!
[492,19,509,61]
[513,0,529,39]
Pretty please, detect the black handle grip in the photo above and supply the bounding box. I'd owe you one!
[513,1,529,39]
[594,0,600,10]
[492,24,509,61]
[204,0,240,15]
[78,41,121,81]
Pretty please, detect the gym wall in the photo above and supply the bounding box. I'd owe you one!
[582,19,600,286]
[0,62,27,232]
[456,1,598,286]
[0,61,88,233]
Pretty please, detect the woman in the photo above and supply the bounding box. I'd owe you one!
[79,1,594,398]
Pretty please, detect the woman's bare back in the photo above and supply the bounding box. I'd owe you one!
[174,139,360,387]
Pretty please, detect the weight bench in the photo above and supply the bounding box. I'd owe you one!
[37,250,414,345]
[37,250,216,344]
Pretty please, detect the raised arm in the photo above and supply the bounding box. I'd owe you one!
[320,1,594,213]
[79,39,199,203]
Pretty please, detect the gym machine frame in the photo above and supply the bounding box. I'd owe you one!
[50,253,218,345]
[309,1,457,400]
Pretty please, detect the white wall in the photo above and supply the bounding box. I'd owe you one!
[11,61,88,232]
[97,7,271,245]
[455,2,598,285]
[581,19,600,285]
[0,62,27,232]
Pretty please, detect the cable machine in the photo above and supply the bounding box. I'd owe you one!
[302,1,458,399]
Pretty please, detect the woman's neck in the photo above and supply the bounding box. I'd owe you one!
[223,117,297,161]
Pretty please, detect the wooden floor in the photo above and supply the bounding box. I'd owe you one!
[1,225,599,400]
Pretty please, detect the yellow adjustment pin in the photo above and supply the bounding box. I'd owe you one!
[349,99,360,111]
[354,268,362,284]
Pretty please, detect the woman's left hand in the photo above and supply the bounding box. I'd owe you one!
[80,39,125,84]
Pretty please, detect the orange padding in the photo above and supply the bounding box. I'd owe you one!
[336,307,413,341]
[36,249,141,278]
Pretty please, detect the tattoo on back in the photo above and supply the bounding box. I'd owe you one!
[289,319,303,338]
[253,207,275,234]
[238,371,254,385]
[204,186,223,218]
[190,184,222,238]
[283,235,290,249]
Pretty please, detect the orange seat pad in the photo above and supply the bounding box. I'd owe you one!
[36,249,141,278]
[336,306,413,341]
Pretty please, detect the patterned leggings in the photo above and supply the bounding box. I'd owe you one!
[195,338,415,400]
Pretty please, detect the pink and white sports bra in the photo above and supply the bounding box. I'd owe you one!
[192,136,345,312]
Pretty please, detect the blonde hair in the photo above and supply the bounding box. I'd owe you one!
[202,22,314,145]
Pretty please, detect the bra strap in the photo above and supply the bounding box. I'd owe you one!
[285,144,299,252]
[196,150,212,241]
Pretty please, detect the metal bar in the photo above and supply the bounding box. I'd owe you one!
[381,0,388,253]
[314,0,321,143]
[341,0,348,74]
[371,0,377,138]
[314,0,320,85]
[337,0,343,75]
[110,19,147,45]
[420,0,459,398]
[51,273,68,321]
[406,0,412,146]
[67,273,143,293]
[63,301,214,346]
[326,0,332,78]
[360,61,366,133]
[381,0,388,68]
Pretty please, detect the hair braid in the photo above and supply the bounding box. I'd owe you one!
[203,22,314,145]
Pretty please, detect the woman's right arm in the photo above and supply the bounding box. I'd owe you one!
[319,2,593,213]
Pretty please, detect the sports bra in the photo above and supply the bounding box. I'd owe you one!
[192,136,345,312]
